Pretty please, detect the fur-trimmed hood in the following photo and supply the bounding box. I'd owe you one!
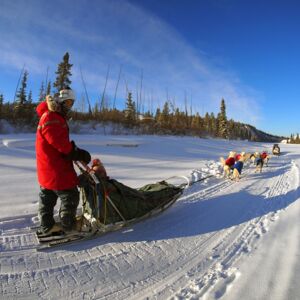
[36,96,61,118]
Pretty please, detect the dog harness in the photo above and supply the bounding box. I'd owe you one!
[225,157,235,167]
[234,161,243,174]
[255,157,263,165]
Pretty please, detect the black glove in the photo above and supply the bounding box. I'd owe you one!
[65,141,91,164]
[77,173,90,187]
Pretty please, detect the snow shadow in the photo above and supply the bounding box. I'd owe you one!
[57,168,299,252]
[0,162,36,173]
[0,213,36,232]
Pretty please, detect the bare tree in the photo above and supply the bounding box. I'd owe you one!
[79,65,92,114]
[100,64,110,112]
[138,69,143,115]
[113,65,122,110]
[13,64,25,102]
[44,66,49,94]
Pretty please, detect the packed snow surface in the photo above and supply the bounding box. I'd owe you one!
[1,134,300,300]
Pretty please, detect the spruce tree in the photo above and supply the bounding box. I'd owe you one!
[53,52,73,92]
[39,81,45,101]
[204,112,210,134]
[46,81,52,95]
[191,112,203,132]
[173,107,182,130]
[159,101,170,128]
[16,70,28,105]
[28,90,33,103]
[155,108,161,123]
[0,94,3,117]
[210,112,217,136]
[218,98,228,138]
[227,119,235,139]
[124,92,136,127]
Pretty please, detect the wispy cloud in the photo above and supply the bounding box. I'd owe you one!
[0,0,262,125]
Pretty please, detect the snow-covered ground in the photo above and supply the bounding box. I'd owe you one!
[0,133,299,299]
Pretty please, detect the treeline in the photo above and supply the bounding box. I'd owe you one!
[288,134,300,144]
[0,52,279,141]
[0,94,254,140]
[69,95,254,140]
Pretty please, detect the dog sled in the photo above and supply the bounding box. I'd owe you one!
[272,144,280,156]
[75,162,184,234]
[36,161,191,249]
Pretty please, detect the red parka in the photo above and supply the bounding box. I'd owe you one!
[36,101,78,190]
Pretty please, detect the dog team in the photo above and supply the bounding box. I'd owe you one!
[220,150,270,181]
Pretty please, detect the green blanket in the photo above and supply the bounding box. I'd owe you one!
[81,175,182,224]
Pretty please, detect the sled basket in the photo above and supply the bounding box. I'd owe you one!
[77,164,183,229]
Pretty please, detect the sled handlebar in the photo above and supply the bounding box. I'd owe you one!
[74,161,91,172]
[74,161,100,184]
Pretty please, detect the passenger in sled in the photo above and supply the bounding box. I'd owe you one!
[272,144,280,156]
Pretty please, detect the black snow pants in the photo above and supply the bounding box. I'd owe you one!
[38,187,79,231]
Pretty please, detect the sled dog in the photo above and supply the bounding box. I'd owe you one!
[249,153,257,165]
[220,151,236,178]
[255,153,264,173]
[261,151,269,166]
[220,157,231,177]
[231,156,245,181]
[243,152,252,163]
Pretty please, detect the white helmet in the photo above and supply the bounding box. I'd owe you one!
[58,88,75,103]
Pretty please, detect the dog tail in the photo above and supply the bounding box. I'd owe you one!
[220,157,225,165]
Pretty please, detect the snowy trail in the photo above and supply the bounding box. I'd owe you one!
[173,159,297,300]
[221,159,300,300]
[0,135,299,299]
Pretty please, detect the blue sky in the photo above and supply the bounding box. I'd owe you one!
[0,0,299,136]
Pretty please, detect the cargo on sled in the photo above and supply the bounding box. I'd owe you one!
[75,160,184,234]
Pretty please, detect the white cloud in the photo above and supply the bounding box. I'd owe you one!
[0,0,263,125]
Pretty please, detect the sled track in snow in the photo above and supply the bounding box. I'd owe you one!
[167,157,298,300]
[0,168,243,254]
[100,159,296,300]
[0,156,296,299]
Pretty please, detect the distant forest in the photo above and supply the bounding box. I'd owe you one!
[288,134,300,144]
[0,52,284,142]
